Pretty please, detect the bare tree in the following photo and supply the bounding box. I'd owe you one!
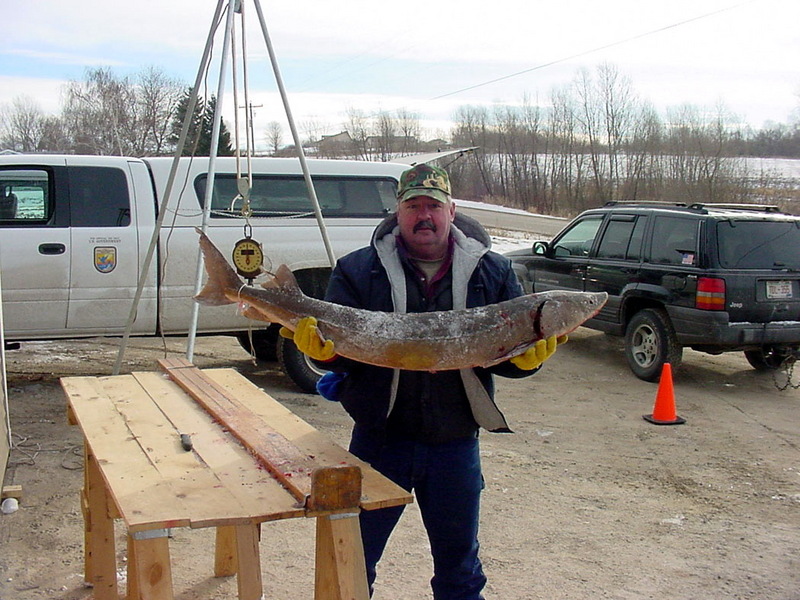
[0,95,46,152]
[61,67,138,155]
[343,107,371,160]
[300,116,326,149]
[38,115,71,153]
[395,108,421,155]
[135,66,183,155]
[60,66,186,156]
[451,105,497,200]
[597,63,635,200]
[374,111,396,162]
[264,121,283,156]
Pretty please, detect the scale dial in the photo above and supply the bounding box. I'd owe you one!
[232,238,264,280]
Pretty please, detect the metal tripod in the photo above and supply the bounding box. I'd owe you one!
[114,0,336,373]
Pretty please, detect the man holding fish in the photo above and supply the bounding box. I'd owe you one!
[282,164,565,599]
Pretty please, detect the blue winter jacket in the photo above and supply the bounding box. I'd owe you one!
[317,211,538,436]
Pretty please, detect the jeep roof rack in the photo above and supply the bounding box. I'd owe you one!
[603,200,783,214]
[603,201,689,208]
[686,202,781,212]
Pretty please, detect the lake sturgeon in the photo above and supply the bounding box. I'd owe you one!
[194,229,607,371]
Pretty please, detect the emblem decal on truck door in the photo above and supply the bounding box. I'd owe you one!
[94,247,117,273]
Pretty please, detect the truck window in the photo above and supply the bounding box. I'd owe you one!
[196,174,397,218]
[596,218,634,259]
[0,169,50,223]
[627,216,648,261]
[650,216,698,265]
[596,215,648,261]
[718,220,800,269]
[68,166,131,227]
[552,216,603,257]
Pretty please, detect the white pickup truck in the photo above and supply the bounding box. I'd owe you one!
[0,154,409,391]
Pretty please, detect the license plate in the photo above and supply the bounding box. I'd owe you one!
[766,280,792,299]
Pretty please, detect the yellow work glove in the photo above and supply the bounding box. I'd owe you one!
[510,335,568,370]
[279,316,336,361]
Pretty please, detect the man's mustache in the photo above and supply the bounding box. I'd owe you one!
[413,220,436,233]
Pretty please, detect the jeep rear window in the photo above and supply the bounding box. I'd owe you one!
[650,217,698,265]
[196,174,397,218]
[717,220,800,269]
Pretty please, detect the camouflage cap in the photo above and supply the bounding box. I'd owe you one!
[397,164,452,204]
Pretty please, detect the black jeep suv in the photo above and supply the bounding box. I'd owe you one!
[505,202,800,381]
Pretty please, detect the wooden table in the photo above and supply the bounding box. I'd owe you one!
[62,360,412,600]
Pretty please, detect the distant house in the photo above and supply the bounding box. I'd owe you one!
[316,131,354,157]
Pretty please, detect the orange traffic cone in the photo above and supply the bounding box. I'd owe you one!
[643,363,686,425]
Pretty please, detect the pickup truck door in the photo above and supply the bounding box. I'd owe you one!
[65,159,157,335]
[0,164,71,336]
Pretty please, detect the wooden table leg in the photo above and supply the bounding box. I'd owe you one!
[129,530,174,600]
[214,525,238,577]
[84,445,118,599]
[314,513,369,600]
[235,523,263,600]
[127,535,138,600]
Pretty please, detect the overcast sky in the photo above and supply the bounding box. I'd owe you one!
[1,0,798,147]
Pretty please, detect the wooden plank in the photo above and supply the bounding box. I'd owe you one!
[85,450,118,599]
[98,374,254,530]
[159,358,318,505]
[132,371,303,523]
[205,368,414,511]
[1,485,23,500]
[63,376,193,531]
[234,524,263,600]
[308,466,362,513]
[214,526,238,577]
[129,535,174,600]
[314,515,369,600]
[63,375,283,532]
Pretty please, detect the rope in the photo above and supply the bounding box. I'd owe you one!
[231,2,255,225]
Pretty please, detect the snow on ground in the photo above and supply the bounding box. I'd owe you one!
[490,230,539,254]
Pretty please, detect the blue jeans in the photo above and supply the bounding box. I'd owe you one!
[349,427,487,600]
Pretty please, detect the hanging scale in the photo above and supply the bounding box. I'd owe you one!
[231,177,264,283]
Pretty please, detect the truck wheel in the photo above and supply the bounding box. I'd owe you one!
[277,337,328,393]
[744,347,790,371]
[236,327,279,362]
[624,308,682,382]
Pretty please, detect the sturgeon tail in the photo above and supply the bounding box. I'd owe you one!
[194,228,245,306]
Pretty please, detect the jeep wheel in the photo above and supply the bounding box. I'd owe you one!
[625,308,682,382]
[744,347,790,371]
[277,336,328,393]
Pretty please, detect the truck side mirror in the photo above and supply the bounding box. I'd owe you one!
[532,241,548,256]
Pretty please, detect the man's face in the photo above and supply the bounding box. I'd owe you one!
[396,195,456,259]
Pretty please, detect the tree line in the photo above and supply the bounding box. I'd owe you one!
[1,65,798,216]
[0,67,233,157]
[447,65,800,216]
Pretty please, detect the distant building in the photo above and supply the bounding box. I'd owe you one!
[316,131,354,157]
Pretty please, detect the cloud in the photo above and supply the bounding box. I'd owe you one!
[3,49,126,68]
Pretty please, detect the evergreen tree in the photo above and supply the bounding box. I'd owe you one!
[170,87,234,156]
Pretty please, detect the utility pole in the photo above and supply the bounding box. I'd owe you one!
[239,102,263,153]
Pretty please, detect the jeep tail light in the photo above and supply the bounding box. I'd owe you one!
[696,277,725,311]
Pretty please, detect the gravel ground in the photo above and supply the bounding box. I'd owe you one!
[1,330,799,599]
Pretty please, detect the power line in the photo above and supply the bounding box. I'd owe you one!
[431,1,751,101]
